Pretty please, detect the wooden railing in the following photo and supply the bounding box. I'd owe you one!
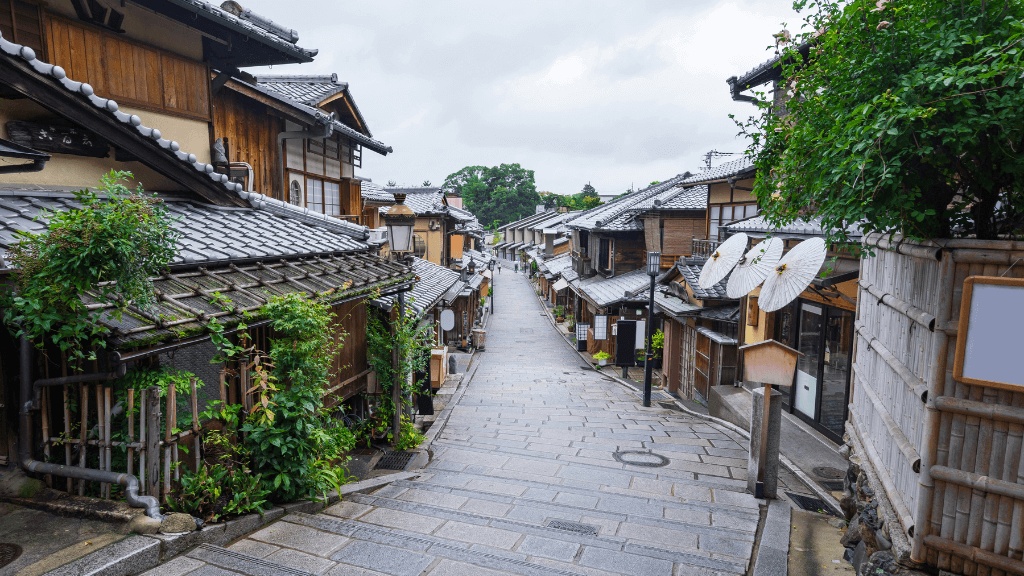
[692,239,721,259]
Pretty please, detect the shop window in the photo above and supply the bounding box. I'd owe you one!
[307,178,323,213]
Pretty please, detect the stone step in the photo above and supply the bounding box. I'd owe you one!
[295,509,749,576]
[284,512,593,576]
[411,466,762,520]
[172,543,318,575]
[429,437,753,494]
[383,478,758,542]
[343,492,752,571]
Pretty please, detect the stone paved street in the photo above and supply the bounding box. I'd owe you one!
[157,265,769,576]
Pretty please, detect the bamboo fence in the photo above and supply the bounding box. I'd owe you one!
[851,234,1024,575]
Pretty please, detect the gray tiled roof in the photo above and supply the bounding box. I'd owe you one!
[657,185,708,211]
[360,181,396,204]
[578,268,651,307]
[567,174,690,231]
[654,288,699,317]
[256,74,347,106]
[501,209,560,231]
[462,249,492,266]
[561,268,579,284]
[377,257,461,314]
[0,191,370,270]
[725,215,863,240]
[681,157,756,185]
[380,188,446,216]
[677,258,732,300]
[728,42,811,99]
[697,305,740,323]
[541,253,572,276]
[97,251,411,350]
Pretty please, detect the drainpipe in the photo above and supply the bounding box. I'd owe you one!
[277,112,335,194]
[18,337,164,520]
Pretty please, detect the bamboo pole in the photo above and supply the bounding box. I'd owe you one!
[127,389,134,477]
[913,253,954,562]
[40,387,50,487]
[62,386,72,493]
[860,280,938,332]
[191,378,200,471]
[858,371,921,470]
[864,233,943,261]
[164,383,175,501]
[935,397,1024,427]
[850,410,916,536]
[923,535,1024,575]
[79,383,88,496]
[145,387,160,498]
[104,386,112,499]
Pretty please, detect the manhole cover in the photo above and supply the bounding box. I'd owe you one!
[0,543,22,569]
[375,451,415,471]
[785,492,837,516]
[812,466,845,479]
[547,520,599,536]
[612,450,670,468]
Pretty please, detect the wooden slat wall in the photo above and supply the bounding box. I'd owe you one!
[663,217,704,258]
[44,14,210,121]
[331,299,369,401]
[0,0,44,56]
[211,88,284,197]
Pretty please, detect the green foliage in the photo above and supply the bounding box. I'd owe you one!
[593,351,611,361]
[394,417,425,451]
[3,170,178,363]
[651,329,665,359]
[541,185,603,212]
[168,402,270,522]
[118,366,203,433]
[736,0,1024,242]
[441,164,541,227]
[553,305,565,318]
[239,294,355,503]
[363,306,433,446]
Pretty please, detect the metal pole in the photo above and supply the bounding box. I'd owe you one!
[643,274,656,407]
[392,290,405,444]
[490,276,495,314]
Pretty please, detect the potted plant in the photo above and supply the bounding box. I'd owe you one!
[566,314,575,332]
[553,305,565,322]
[592,351,610,367]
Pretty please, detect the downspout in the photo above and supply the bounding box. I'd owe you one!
[277,112,335,194]
[18,337,164,520]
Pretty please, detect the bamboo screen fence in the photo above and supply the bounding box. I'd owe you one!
[851,234,1024,575]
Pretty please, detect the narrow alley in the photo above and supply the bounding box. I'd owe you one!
[157,263,773,576]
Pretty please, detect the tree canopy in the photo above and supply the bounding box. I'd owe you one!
[539,183,603,212]
[441,164,541,226]
[737,0,1024,243]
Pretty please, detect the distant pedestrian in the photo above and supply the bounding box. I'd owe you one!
[514,262,519,273]
[498,263,502,274]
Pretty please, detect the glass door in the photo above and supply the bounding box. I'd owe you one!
[794,304,823,420]
[820,309,853,438]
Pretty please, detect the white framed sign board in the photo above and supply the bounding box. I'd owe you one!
[953,276,1024,390]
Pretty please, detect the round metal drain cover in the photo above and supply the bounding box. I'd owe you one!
[612,450,670,468]
[0,543,23,569]
[813,466,845,479]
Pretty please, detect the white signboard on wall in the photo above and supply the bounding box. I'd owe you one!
[954,276,1024,390]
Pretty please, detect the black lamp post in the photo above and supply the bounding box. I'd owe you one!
[382,194,416,444]
[642,251,660,408]
[487,259,496,313]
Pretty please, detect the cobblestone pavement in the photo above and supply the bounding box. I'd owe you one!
[158,267,766,576]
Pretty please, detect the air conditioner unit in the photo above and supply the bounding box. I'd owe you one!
[367,227,387,244]
[429,219,441,231]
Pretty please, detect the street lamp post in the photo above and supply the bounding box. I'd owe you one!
[487,259,495,313]
[382,194,416,444]
[642,251,660,408]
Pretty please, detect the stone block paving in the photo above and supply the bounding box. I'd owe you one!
[153,267,767,575]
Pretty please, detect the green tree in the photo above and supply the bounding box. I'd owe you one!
[736,0,1024,243]
[442,164,541,226]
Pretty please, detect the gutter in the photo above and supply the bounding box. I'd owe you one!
[18,337,164,520]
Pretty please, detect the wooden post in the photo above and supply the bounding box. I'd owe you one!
[79,384,88,496]
[104,386,112,499]
[145,386,160,498]
[127,388,135,477]
[191,378,201,471]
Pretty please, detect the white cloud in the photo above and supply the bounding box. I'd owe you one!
[242,0,799,193]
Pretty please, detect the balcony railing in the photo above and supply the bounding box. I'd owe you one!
[692,238,721,259]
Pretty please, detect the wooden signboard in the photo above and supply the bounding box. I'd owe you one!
[953,276,1024,390]
[6,120,108,158]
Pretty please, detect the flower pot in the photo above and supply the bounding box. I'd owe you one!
[597,359,607,366]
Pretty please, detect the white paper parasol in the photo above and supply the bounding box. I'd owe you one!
[698,232,748,289]
[758,237,827,312]
[726,237,784,299]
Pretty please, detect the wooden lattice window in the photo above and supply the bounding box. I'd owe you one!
[0,0,44,56]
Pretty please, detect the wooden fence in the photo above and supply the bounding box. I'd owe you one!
[851,234,1024,575]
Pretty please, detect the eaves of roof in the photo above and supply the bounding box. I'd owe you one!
[681,157,756,186]
[255,73,347,107]
[724,215,863,240]
[677,258,732,300]
[578,269,651,308]
[726,41,811,101]
[376,257,460,314]
[568,173,690,232]
[132,0,317,67]
[227,77,391,156]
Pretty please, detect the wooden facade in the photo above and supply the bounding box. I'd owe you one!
[850,235,1024,574]
[45,14,211,121]
[211,88,284,197]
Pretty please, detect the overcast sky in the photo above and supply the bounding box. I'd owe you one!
[243,1,801,196]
